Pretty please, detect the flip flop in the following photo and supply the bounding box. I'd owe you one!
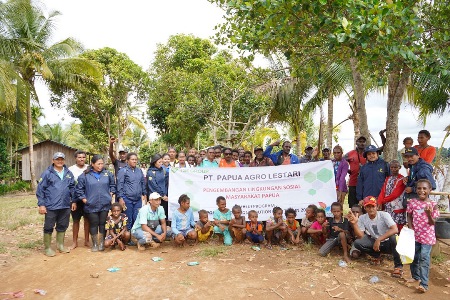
[416,286,427,293]
[265,244,273,250]
[391,267,403,278]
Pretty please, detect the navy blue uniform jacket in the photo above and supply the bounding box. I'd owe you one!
[36,165,75,210]
[406,158,436,194]
[356,158,389,201]
[147,166,168,197]
[76,169,116,213]
[117,165,145,202]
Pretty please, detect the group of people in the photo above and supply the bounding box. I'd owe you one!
[36,129,439,293]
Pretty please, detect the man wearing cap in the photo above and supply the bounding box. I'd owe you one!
[131,192,171,250]
[403,147,436,199]
[36,152,76,257]
[250,146,275,167]
[356,145,389,206]
[299,145,315,163]
[109,137,128,177]
[68,150,90,249]
[344,136,367,208]
[321,148,331,161]
[200,147,219,168]
[263,140,300,166]
[348,196,403,277]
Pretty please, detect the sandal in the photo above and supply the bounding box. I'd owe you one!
[265,244,273,250]
[391,268,403,278]
[416,286,427,293]
[370,257,383,266]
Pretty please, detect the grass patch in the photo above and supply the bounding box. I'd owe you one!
[0,242,7,254]
[18,239,41,249]
[0,194,44,231]
[432,253,446,264]
[198,246,227,257]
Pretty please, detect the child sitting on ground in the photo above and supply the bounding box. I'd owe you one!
[213,196,232,246]
[406,179,439,293]
[104,203,130,250]
[172,194,197,247]
[265,206,287,249]
[307,209,327,246]
[195,210,214,243]
[319,202,351,263]
[245,210,264,245]
[349,205,363,258]
[229,204,246,243]
[284,208,301,245]
[301,204,317,241]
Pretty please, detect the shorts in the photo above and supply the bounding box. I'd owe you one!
[268,229,282,243]
[172,228,194,238]
[246,232,264,243]
[71,201,87,221]
[196,226,213,242]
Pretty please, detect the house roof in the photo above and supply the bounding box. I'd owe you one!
[16,140,79,153]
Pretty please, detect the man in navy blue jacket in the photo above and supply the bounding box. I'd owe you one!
[403,147,436,199]
[36,152,75,257]
[117,153,146,235]
[263,140,300,165]
[356,145,389,205]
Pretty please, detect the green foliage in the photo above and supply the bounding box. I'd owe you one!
[0,181,31,196]
[147,34,272,148]
[0,137,11,179]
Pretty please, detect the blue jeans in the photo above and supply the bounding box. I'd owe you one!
[123,197,142,230]
[410,242,432,289]
[132,226,171,245]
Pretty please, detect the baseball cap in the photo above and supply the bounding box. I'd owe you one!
[356,136,367,141]
[305,145,313,150]
[53,152,65,159]
[403,147,419,156]
[322,147,330,152]
[363,145,379,158]
[149,192,162,200]
[118,146,128,153]
[363,196,377,207]
[254,146,263,153]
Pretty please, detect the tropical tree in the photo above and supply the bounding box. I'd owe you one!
[0,0,101,190]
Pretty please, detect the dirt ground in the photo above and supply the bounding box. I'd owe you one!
[1,194,450,299]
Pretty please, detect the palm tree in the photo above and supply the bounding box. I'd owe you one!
[0,0,101,190]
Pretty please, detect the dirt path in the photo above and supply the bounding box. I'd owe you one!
[1,238,449,300]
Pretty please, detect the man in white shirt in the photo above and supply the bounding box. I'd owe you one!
[68,150,89,249]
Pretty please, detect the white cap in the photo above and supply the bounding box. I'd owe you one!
[149,192,162,200]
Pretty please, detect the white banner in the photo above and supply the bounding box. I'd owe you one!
[168,161,336,221]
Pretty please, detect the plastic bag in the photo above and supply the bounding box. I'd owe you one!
[396,227,415,264]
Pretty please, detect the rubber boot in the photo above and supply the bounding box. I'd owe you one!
[44,233,56,257]
[98,233,105,251]
[91,234,99,252]
[56,231,70,253]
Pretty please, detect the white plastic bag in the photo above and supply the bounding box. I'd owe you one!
[396,227,415,264]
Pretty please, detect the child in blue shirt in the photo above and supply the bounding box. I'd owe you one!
[213,196,232,246]
[172,194,197,246]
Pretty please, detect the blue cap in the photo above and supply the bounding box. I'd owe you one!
[363,145,379,158]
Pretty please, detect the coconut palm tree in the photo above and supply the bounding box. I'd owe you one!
[0,0,101,190]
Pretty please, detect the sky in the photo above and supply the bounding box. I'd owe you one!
[36,0,450,152]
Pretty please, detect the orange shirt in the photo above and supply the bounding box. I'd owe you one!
[414,145,436,164]
[219,158,238,167]
[281,155,291,165]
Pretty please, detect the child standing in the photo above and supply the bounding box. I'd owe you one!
[378,160,406,232]
[172,194,197,246]
[406,179,439,293]
[195,210,214,242]
[229,204,246,243]
[301,204,317,241]
[245,210,264,245]
[104,203,130,250]
[265,207,287,249]
[319,202,351,263]
[213,196,232,246]
[284,208,301,245]
[307,209,327,246]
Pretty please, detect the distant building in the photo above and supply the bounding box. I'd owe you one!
[17,140,79,181]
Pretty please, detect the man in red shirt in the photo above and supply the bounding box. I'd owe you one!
[344,136,367,208]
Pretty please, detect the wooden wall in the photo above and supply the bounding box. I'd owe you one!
[20,141,77,181]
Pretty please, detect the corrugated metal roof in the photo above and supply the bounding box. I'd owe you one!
[16,140,79,153]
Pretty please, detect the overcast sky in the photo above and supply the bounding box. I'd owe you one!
[36,0,450,152]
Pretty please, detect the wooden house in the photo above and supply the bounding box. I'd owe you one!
[17,140,79,181]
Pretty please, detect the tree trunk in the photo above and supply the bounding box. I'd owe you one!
[384,67,411,162]
[439,165,450,212]
[26,89,37,191]
[349,101,360,146]
[349,57,370,145]
[318,105,324,152]
[296,131,301,156]
[327,90,333,149]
